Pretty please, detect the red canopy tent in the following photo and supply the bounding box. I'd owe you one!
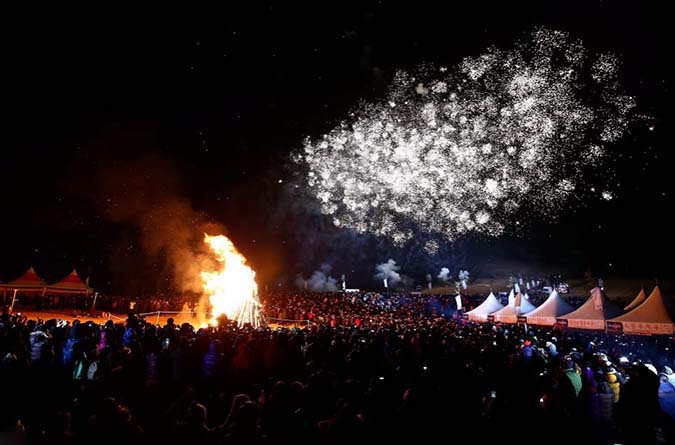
[46,270,92,295]
[0,267,49,309]
[0,267,48,293]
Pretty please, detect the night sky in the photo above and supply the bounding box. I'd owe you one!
[1,1,671,293]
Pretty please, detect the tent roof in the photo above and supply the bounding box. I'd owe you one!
[526,290,574,318]
[467,292,504,316]
[561,287,623,321]
[517,292,537,313]
[0,267,47,290]
[46,270,91,294]
[492,292,537,317]
[610,286,673,324]
[624,288,647,311]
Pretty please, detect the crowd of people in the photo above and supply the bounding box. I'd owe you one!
[3,288,582,324]
[1,292,200,318]
[1,291,674,444]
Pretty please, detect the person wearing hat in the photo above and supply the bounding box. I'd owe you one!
[545,340,558,358]
[597,370,615,422]
[29,324,54,366]
[644,363,659,375]
[659,373,675,393]
[658,372,675,421]
[616,363,661,445]
[606,372,621,403]
[563,358,582,397]
[663,366,675,387]
[522,340,533,364]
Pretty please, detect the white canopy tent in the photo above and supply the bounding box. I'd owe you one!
[609,286,674,335]
[559,287,623,330]
[491,291,537,323]
[466,291,504,322]
[623,288,647,312]
[524,290,574,326]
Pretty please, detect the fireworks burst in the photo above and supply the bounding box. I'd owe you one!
[295,29,637,244]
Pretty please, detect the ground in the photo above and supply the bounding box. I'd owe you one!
[423,274,672,306]
[13,307,302,329]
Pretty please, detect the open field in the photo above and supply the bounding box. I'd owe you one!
[13,307,307,329]
[422,274,673,306]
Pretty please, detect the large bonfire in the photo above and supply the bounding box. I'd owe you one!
[200,234,266,327]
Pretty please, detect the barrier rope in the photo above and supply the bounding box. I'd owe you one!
[137,310,195,316]
[107,314,126,321]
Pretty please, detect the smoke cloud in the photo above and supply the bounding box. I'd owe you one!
[374,259,401,285]
[458,269,470,289]
[294,274,307,290]
[296,264,338,291]
[66,154,223,295]
[438,267,451,282]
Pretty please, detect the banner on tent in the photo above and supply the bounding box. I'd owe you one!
[555,318,568,329]
[487,315,495,323]
[621,322,674,335]
[566,319,605,330]
[528,316,554,326]
[517,316,527,325]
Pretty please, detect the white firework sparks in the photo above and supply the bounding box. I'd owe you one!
[424,239,439,255]
[296,29,636,243]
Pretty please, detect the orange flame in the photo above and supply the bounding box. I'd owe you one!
[201,234,264,327]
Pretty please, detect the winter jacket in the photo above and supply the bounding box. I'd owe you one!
[62,337,79,367]
[607,373,620,403]
[564,369,582,397]
[598,382,614,422]
[202,341,219,377]
[29,331,53,364]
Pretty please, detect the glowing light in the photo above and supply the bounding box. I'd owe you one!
[201,234,265,327]
[295,29,637,243]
